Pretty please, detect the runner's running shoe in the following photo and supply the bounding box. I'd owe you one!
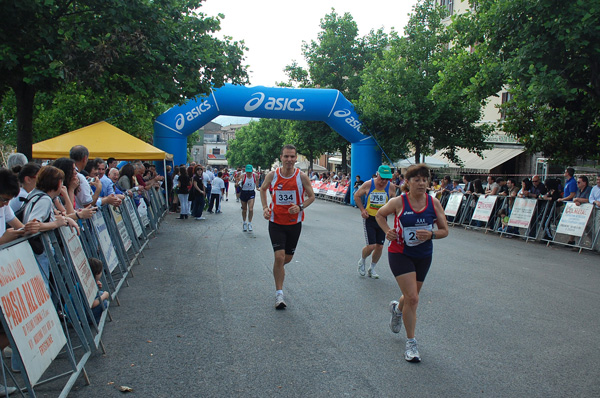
[389,301,402,333]
[248,223,253,232]
[243,222,247,232]
[368,268,379,279]
[357,258,366,276]
[405,339,421,363]
[275,293,286,310]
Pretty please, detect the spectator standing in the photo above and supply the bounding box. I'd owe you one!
[191,165,206,220]
[176,169,190,219]
[208,171,225,214]
[353,165,396,279]
[0,168,41,246]
[529,175,547,198]
[96,159,115,198]
[375,164,449,363]
[70,145,94,209]
[587,175,600,250]
[558,168,577,203]
[485,176,499,195]
[572,176,592,206]
[9,163,40,212]
[203,166,214,205]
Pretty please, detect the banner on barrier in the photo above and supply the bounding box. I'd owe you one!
[59,226,97,307]
[508,198,536,228]
[445,193,463,217]
[0,242,67,386]
[110,206,132,252]
[138,199,150,227]
[125,198,144,238]
[556,203,594,237]
[472,195,498,222]
[92,212,119,273]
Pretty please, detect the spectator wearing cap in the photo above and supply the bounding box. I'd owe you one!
[353,165,396,280]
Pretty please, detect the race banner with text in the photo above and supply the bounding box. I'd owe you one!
[508,198,536,228]
[59,226,97,307]
[444,192,463,217]
[0,242,67,386]
[556,203,594,237]
[472,195,498,223]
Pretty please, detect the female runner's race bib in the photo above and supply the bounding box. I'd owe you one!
[402,225,433,247]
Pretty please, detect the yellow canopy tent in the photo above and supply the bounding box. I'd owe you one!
[32,121,172,161]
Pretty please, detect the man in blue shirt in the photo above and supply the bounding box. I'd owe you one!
[558,167,577,203]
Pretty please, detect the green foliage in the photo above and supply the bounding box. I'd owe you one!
[357,0,492,165]
[226,119,290,169]
[0,0,249,158]
[281,9,390,171]
[452,0,600,163]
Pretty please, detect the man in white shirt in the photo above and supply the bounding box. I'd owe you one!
[207,171,225,214]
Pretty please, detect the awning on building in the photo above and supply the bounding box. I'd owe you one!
[431,147,524,173]
[328,156,342,165]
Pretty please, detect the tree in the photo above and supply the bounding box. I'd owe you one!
[227,119,289,170]
[357,0,493,165]
[0,0,249,159]
[285,9,390,172]
[451,0,600,163]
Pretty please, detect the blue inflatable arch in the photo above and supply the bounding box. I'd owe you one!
[153,84,382,190]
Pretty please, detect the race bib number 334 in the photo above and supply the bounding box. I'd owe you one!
[276,190,296,205]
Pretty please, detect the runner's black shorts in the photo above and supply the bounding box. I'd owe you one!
[363,215,386,245]
[240,189,256,202]
[269,221,302,255]
[388,252,432,282]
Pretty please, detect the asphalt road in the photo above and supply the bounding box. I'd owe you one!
[35,195,600,397]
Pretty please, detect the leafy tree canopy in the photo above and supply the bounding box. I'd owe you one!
[227,119,290,170]
[357,0,493,165]
[451,0,600,163]
[0,0,249,158]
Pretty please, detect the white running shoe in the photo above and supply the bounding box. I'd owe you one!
[195,217,206,220]
[368,268,379,279]
[405,339,421,363]
[243,222,247,232]
[389,301,402,333]
[275,293,286,310]
[248,223,253,232]
[357,258,366,276]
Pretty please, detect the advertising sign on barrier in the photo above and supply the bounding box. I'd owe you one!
[92,212,120,273]
[59,226,97,307]
[138,199,150,227]
[472,195,497,222]
[445,193,463,217]
[110,206,132,252]
[556,203,594,237]
[508,198,536,228]
[0,242,67,385]
[125,198,143,238]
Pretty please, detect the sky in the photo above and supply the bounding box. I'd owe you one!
[199,0,419,124]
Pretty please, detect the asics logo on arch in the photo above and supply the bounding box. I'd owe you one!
[244,92,305,112]
[333,108,362,133]
[175,101,212,130]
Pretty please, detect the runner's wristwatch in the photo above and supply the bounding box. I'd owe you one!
[431,231,436,240]
[299,204,304,211]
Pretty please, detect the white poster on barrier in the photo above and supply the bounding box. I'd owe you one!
[125,198,143,238]
[110,206,132,252]
[59,226,97,307]
[556,203,593,237]
[0,242,67,386]
[92,212,120,273]
[508,198,537,228]
[138,199,150,227]
[444,193,463,217]
[472,195,498,222]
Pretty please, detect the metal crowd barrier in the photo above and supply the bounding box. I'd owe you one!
[442,193,600,253]
[0,186,166,396]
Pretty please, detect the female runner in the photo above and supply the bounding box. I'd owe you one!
[375,164,448,362]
